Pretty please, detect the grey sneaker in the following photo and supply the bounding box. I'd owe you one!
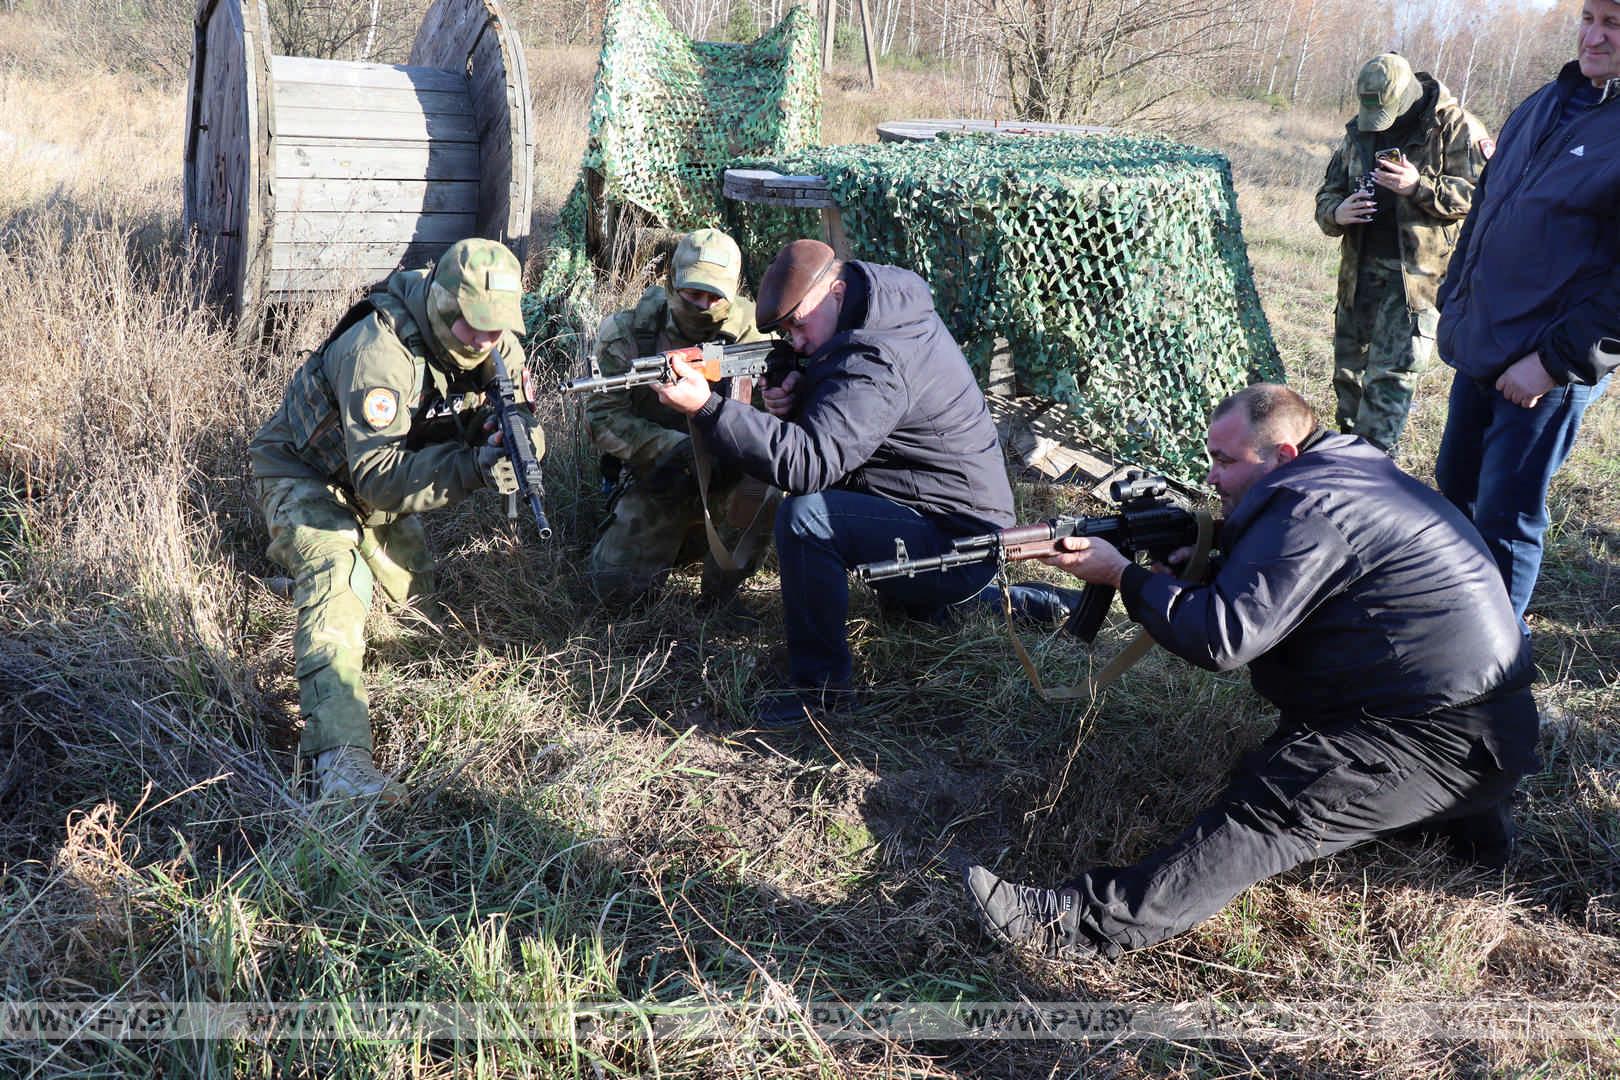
[311,746,406,805]
[962,864,1089,956]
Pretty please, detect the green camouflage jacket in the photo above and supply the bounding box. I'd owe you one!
[249,267,530,519]
[583,285,765,473]
[1315,73,1492,315]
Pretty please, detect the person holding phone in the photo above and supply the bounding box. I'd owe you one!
[1315,53,1493,452]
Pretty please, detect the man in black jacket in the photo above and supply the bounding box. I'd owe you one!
[963,384,1539,958]
[1433,0,1620,626]
[655,239,1064,727]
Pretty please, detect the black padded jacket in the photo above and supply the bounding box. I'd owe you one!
[692,261,1015,532]
[1119,432,1532,731]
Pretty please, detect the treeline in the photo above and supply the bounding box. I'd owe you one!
[23,0,1579,128]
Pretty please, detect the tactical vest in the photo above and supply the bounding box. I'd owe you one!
[280,296,444,485]
[630,289,666,357]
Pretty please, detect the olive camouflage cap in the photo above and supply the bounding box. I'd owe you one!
[671,229,743,302]
[434,238,526,334]
[1357,53,1421,133]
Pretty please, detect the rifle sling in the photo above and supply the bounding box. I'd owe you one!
[1003,509,1215,703]
[688,418,780,573]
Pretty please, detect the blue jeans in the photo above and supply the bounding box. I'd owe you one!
[1435,370,1611,623]
[775,491,998,688]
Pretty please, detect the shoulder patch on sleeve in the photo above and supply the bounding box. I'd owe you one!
[361,387,400,430]
[1477,136,1495,160]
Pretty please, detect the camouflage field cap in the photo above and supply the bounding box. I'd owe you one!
[1357,54,1420,132]
[671,228,743,301]
[435,238,526,333]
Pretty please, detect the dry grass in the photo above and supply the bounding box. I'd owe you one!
[1,9,1617,1077]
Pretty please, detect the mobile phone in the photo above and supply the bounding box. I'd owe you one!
[1375,148,1405,166]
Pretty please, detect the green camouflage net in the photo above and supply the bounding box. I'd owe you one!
[725,133,1283,482]
[523,0,821,371]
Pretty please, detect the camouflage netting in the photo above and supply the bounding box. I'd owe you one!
[726,134,1283,482]
[522,0,821,369]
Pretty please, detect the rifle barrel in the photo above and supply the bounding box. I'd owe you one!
[561,339,782,395]
[855,544,996,582]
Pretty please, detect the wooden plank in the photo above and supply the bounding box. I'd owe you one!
[193,0,251,313]
[276,177,479,214]
[274,105,478,143]
[478,133,514,239]
[272,210,477,245]
[269,239,448,272]
[267,264,425,293]
[240,0,272,322]
[275,141,482,181]
[273,81,472,117]
[469,36,511,115]
[270,55,467,94]
[875,118,1113,143]
[409,0,491,69]
[987,396,1116,481]
[723,168,837,208]
[495,0,534,254]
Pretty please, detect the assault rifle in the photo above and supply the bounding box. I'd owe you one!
[855,472,1205,642]
[486,350,552,540]
[562,339,788,396]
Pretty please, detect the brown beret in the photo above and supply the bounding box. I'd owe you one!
[756,238,838,331]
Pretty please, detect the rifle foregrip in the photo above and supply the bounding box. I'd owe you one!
[1063,584,1116,643]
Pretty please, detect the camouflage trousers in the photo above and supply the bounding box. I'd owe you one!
[588,469,776,603]
[1333,257,1437,452]
[254,476,435,757]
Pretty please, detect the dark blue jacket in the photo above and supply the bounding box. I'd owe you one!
[1120,432,1530,727]
[694,262,1015,531]
[1437,63,1620,385]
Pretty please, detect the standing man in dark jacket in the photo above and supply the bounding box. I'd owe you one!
[1315,54,1491,451]
[963,385,1537,959]
[1434,0,1620,625]
[654,239,1056,727]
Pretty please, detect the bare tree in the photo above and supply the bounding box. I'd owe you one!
[266,0,419,60]
[979,0,1263,122]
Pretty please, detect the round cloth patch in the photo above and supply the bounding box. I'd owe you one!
[362,387,400,430]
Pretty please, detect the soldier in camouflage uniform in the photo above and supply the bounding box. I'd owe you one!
[249,238,544,803]
[1315,53,1492,451]
[585,229,774,603]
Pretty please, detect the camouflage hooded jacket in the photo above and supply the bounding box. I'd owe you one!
[248,266,527,518]
[1314,73,1492,315]
[583,285,766,473]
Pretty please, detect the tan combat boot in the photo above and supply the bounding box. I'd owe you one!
[311,746,406,805]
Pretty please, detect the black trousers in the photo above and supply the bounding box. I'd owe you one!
[1061,688,1540,957]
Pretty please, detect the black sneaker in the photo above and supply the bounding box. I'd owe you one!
[752,685,865,731]
[962,864,1090,956]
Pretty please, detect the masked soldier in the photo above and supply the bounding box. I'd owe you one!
[1315,53,1492,452]
[584,228,774,603]
[249,238,545,803]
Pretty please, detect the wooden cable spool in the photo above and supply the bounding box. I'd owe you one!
[183,0,534,322]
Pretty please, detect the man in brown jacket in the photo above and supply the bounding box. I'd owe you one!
[1315,53,1492,451]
